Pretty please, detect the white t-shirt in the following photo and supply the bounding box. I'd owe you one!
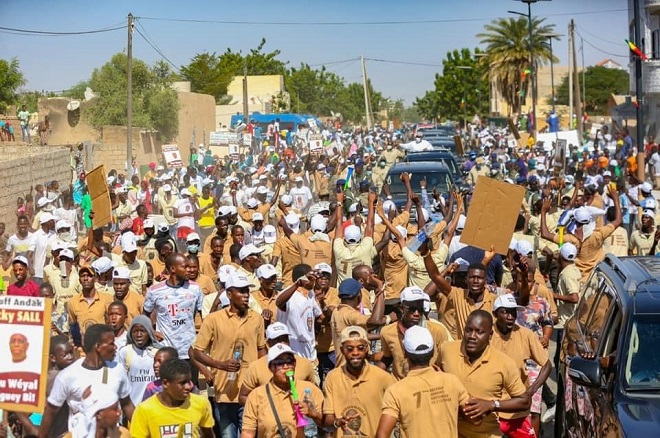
[47,358,130,425]
[6,232,33,256]
[143,280,204,359]
[117,345,157,405]
[290,187,313,211]
[115,331,128,350]
[276,289,322,361]
[54,208,79,240]
[174,198,195,230]
[651,152,660,176]
[28,229,54,278]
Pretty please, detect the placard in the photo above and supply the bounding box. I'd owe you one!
[229,142,240,159]
[209,131,240,146]
[86,165,112,229]
[162,144,183,169]
[0,296,52,413]
[307,118,318,131]
[243,133,252,147]
[461,176,525,255]
[454,135,464,156]
[309,133,324,152]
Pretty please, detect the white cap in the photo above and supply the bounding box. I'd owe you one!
[252,212,264,222]
[39,212,57,224]
[143,218,155,229]
[454,257,470,272]
[457,214,467,231]
[218,205,232,217]
[186,232,200,242]
[285,213,300,233]
[265,322,290,340]
[565,175,575,184]
[157,165,165,171]
[37,197,53,208]
[59,248,75,260]
[91,257,114,274]
[400,286,426,303]
[402,326,434,355]
[573,207,592,225]
[493,294,525,311]
[217,264,237,284]
[383,200,396,213]
[317,163,326,170]
[263,225,277,244]
[256,263,278,279]
[344,225,361,243]
[157,222,169,233]
[256,186,269,195]
[643,208,655,218]
[281,194,293,206]
[12,255,29,267]
[267,343,295,364]
[559,242,578,261]
[348,203,358,213]
[602,170,612,177]
[294,176,303,182]
[226,272,252,289]
[314,263,332,275]
[162,184,172,192]
[115,186,127,194]
[310,214,327,233]
[180,188,192,197]
[641,182,653,193]
[247,198,259,208]
[106,176,116,185]
[120,232,138,253]
[515,240,534,257]
[113,266,131,280]
[239,244,265,261]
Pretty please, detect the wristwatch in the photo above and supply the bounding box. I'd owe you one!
[493,400,501,411]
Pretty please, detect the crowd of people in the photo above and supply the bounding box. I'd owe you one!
[0,119,655,438]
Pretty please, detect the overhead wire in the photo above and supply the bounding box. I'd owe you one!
[0,23,125,36]
[133,19,181,73]
[575,24,623,47]
[575,30,628,59]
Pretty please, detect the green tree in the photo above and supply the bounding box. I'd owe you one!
[79,53,179,141]
[0,58,27,114]
[554,66,629,114]
[414,48,489,123]
[477,17,557,115]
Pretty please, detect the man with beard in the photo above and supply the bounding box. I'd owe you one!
[193,271,267,438]
[441,310,530,438]
[67,266,113,333]
[324,326,395,437]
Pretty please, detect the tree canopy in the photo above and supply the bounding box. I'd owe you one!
[554,66,630,114]
[0,58,27,114]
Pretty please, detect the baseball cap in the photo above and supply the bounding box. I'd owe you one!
[115,186,127,194]
[348,203,358,213]
[162,184,172,192]
[59,249,74,261]
[265,322,290,340]
[186,232,201,243]
[256,263,278,279]
[256,186,269,195]
[55,219,71,231]
[262,225,276,244]
[180,188,192,197]
[217,264,237,284]
[400,286,426,303]
[252,212,264,222]
[641,182,653,193]
[267,343,295,365]
[113,266,131,280]
[382,200,396,213]
[294,176,303,182]
[573,207,592,225]
[12,255,29,268]
[91,257,114,274]
[217,205,231,217]
[310,215,327,233]
[285,213,300,233]
[515,240,534,257]
[37,197,53,208]
[565,175,575,185]
[157,223,169,233]
[339,326,369,344]
[120,232,138,253]
[226,272,252,289]
[643,209,656,219]
[338,278,362,299]
[239,244,265,261]
[602,170,612,177]
[493,294,525,311]
[247,198,259,209]
[78,266,94,276]
[281,194,293,206]
[402,326,434,355]
[314,263,332,275]
[143,218,155,229]
[559,242,578,261]
[39,213,57,224]
[344,225,361,244]
[317,163,326,170]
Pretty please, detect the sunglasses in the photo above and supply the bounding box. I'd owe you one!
[271,358,296,370]
[402,304,424,314]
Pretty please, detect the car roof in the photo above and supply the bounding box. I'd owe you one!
[388,162,452,173]
[407,150,455,159]
[600,255,660,314]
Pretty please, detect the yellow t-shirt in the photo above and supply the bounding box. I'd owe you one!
[197,196,216,228]
[129,393,214,438]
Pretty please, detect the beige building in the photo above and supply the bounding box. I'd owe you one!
[215,75,285,128]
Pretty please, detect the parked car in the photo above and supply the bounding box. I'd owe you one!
[557,255,660,437]
[381,162,454,212]
[404,150,463,185]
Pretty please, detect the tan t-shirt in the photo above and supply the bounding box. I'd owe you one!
[272,236,301,285]
[193,308,266,403]
[67,291,113,333]
[330,304,370,368]
[381,366,469,438]
[446,287,497,340]
[381,242,408,297]
[630,229,656,256]
[291,232,332,267]
[556,264,581,328]
[402,245,448,290]
[333,237,377,284]
[323,363,396,437]
[603,226,629,257]
[553,224,616,281]
[240,354,315,393]
[315,287,340,354]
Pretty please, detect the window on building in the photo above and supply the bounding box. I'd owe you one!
[652,29,660,60]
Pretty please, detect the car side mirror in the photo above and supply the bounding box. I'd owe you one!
[567,356,602,388]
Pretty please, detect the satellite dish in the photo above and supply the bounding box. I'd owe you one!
[67,100,81,111]
[84,87,98,101]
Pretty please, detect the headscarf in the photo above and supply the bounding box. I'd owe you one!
[68,384,119,438]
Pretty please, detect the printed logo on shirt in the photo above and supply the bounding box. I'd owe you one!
[159,422,193,438]
[340,405,368,436]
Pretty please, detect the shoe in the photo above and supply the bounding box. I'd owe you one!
[542,405,556,423]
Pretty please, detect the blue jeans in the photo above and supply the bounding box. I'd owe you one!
[21,124,30,143]
[214,402,243,438]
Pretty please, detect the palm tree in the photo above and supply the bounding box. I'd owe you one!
[477,17,557,116]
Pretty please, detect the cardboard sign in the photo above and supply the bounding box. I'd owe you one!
[0,296,52,413]
[536,130,579,152]
[86,165,112,229]
[307,118,318,131]
[243,133,252,147]
[309,133,324,152]
[554,138,567,168]
[461,176,525,255]
[453,135,464,156]
[229,142,240,159]
[162,144,183,169]
[209,131,240,146]
[508,118,521,140]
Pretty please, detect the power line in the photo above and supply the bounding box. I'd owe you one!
[136,9,626,26]
[133,20,181,73]
[309,58,360,67]
[0,23,124,36]
[366,58,442,67]
[575,30,628,59]
[575,24,623,47]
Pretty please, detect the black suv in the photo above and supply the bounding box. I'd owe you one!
[557,255,660,437]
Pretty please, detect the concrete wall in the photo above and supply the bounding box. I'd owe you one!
[176,91,216,161]
[0,145,71,234]
[38,97,101,145]
[94,126,163,172]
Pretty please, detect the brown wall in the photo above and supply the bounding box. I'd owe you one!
[176,91,217,162]
[38,97,101,145]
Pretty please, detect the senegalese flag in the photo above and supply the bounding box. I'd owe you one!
[344,166,354,191]
[521,68,531,78]
[460,97,466,108]
[626,39,648,61]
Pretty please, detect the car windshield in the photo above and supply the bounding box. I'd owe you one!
[386,171,452,195]
[624,315,660,389]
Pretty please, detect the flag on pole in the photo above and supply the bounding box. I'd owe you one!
[344,166,354,191]
[626,39,648,61]
[460,97,466,108]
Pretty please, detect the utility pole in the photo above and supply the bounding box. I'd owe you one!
[571,19,583,142]
[634,0,645,181]
[568,21,573,130]
[361,56,372,130]
[126,13,133,179]
[242,63,249,123]
[581,37,586,112]
[526,0,536,137]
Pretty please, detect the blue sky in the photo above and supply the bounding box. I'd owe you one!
[1,0,628,105]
